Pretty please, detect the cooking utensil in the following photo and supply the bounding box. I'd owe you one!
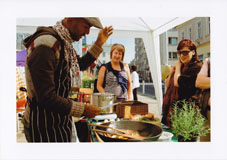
[96,120,162,142]
[93,129,144,140]
[90,93,116,114]
[93,130,104,142]
[88,123,126,134]
[100,102,119,110]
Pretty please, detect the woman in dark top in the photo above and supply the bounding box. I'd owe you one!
[162,39,202,126]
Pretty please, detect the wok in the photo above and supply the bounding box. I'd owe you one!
[96,120,162,142]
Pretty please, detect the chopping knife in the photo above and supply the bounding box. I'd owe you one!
[100,102,119,110]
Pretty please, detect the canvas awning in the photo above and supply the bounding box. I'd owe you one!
[16,49,26,66]
[16,17,194,117]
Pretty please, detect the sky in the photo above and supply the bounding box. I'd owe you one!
[86,35,135,64]
[16,17,136,64]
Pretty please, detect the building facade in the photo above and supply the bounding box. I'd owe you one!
[176,17,210,60]
[16,25,83,55]
[86,43,112,66]
[160,28,179,66]
[133,28,178,82]
[131,38,151,82]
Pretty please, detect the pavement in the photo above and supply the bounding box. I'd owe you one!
[137,94,160,119]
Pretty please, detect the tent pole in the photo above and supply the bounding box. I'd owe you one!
[143,32,163,119]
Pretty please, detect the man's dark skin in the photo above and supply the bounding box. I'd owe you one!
[61,18,113,118]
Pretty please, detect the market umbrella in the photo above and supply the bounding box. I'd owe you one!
[16,49,26,66]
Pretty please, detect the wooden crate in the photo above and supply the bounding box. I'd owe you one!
[115,101,148,118]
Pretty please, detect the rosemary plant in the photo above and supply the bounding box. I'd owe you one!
[170,100,210,141]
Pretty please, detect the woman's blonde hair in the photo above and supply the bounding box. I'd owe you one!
[110,43,125,61]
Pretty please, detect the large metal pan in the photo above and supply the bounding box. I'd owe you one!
[96,120,162,142]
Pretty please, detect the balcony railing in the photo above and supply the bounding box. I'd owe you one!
[138,81,165,98]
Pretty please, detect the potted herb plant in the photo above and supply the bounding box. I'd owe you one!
[170,100,210,142]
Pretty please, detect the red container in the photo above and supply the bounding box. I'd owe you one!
[77,93,91,103]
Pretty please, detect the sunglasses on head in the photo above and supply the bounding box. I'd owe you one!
[113,43,125,48]
[178,50,191,56]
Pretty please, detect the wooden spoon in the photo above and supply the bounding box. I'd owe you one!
[93,129,145,140]
[93,130,104,142]
[88,123,128,134]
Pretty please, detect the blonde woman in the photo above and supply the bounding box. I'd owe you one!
[97,43,132,101]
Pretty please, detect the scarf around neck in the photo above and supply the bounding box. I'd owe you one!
[53,21,81,88]
[107,62,128,93]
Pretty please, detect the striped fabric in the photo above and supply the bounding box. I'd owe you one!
[26,35,73,142]
[23,26,102,142]
[16,67,26,101]
[104,63,128,100]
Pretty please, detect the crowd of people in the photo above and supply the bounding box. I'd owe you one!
[18,17,210,142]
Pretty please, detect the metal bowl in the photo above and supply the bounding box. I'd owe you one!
[96,120,162,142]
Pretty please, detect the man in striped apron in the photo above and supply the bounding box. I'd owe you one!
[22,18,113,142]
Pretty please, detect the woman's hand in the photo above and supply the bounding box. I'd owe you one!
[165,65,175,88]
[170,65,176,75]
[95,26,113,47]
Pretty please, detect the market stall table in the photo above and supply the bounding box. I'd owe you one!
[80,118,178,142]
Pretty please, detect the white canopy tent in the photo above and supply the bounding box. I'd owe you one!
[17,17,193,117]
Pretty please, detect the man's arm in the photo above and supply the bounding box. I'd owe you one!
[77,26,113,71]
[77,43,103,71]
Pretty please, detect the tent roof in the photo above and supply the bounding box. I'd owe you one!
[16,17,193,33]
[16,17,194,117]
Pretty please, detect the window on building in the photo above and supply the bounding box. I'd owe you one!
[197,21,202,39]
[172,52,177,59]
[102,60,105,64]
[199,55,204,60]
[82,36,86,45]
[102,52,105,57]
[188,27,192,40]
[168,52,178,59]
[17,33,31,50]
[181,31,185,40]
[168,52,172,58]
[168,37,178,45]
[16,33,23,50]
[206,17,210,35]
